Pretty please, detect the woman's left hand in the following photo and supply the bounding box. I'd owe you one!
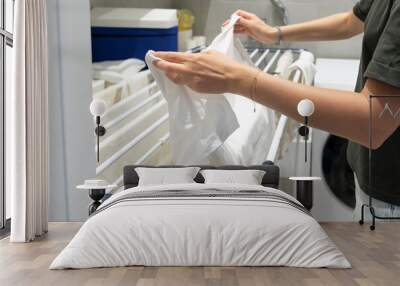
[153,50,256,95]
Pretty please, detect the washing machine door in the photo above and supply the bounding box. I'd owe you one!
[322,135,356,208]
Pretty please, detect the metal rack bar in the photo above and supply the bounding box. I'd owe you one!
[249,49,259,59]
[96,114,169,175]
[104,91,162,129]
[359,94,400,231]
[266,70,302,162]
[103,77,156,116]
[254,49,270,67]
[263,50,281,73]
[109,133,170,191]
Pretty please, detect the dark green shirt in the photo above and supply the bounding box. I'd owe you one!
[347,0,400,205]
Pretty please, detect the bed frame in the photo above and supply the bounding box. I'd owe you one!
[123,161,280,189]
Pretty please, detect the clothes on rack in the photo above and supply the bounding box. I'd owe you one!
[284,51,316,85]
[92,58,149,103]
[92,58,146,83]
[273,50,296,160]
[275,50,294,75]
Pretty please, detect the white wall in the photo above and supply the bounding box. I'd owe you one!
[282,0,362,59]
[47,0,96,221]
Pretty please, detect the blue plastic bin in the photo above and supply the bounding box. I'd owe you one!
[91,26,178,62]
[91,8,178,62]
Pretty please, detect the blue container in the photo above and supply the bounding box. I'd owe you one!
[91,26,178,62]
[91,7,178,62]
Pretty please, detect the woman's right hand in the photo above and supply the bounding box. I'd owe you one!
[225,10,278,44]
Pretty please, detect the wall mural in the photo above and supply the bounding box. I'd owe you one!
[85,1,399,224]
[322,136,356,208]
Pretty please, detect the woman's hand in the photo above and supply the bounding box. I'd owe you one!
[225,10,278,44]
[153,50,257,95]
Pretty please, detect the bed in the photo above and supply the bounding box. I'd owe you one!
[50,164,350,269]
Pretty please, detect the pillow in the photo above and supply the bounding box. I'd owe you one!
[135,167,200,186]
[200,169,266,185]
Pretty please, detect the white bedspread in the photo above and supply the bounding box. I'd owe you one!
[50,183,350,269]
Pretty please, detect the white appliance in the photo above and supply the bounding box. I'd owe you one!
[312,58,360,221]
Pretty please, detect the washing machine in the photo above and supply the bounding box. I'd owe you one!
[311,58,360,221]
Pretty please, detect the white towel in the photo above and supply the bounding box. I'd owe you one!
[284,51,316,85]
[274,50,294,77]
[92,58,145,73]
[92,58,146,83]
[145,14,255,164]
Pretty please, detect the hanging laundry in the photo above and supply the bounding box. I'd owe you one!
[275,50,294,76]
[284,51,316,85]
[146,14,255,164]
[273,50,296,160]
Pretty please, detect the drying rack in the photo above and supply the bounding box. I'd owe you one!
[245,46,313,174]
[359,94,400,231]
[99,46,315,192]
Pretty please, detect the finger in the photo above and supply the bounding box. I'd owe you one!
[237,17,252,28]
[235,10,254,19]
[234,26,246,33]
[167,72,193,86]
[166,72,181,84]
[153,51,193,63]
[153,60,195,76]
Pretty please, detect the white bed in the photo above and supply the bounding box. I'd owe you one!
[50,183,350,269]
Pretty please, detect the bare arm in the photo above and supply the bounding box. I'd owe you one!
[279,12,364,41]
[233,10,364,43]
[153,51,400,150]
[234,69,400,149]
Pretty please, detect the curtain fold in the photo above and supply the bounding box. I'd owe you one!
[9,0,49,242]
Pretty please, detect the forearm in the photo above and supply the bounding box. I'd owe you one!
[270,12,363,42]
[234,68,370,147]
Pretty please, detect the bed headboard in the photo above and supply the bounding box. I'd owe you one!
[123,162,280,189]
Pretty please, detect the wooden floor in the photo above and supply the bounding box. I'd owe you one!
[0,222,399,286]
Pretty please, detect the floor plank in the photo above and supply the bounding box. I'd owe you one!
[0,222,399,286]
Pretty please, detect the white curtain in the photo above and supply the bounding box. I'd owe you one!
[8,0,49,242]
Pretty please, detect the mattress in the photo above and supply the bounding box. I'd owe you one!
[50,183,350,269]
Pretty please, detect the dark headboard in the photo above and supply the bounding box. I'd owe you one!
[123,161,280,189]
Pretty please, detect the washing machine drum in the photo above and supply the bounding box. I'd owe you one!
[322,135,356,208]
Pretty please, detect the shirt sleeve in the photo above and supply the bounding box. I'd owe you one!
[353,0,374,21]
[365,1,400,89]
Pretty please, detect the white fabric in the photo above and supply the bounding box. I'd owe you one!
[284,51,317,85]
[209,94,275,165]
[8,0,49,242]
[200,170,265,185]
[274,50,315,160]
[146,14,258,164]
[274,50,294,76]
[92,58,145,73]
[92,58,146,83]
[136,167,200,186]
[50,183,350,269]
